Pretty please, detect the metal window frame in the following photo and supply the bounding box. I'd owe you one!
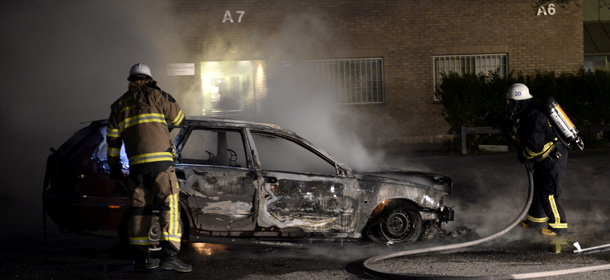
[584,55,610,71]
[433,54,508,100]
[306,58,385,105]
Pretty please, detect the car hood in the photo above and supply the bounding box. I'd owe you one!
[359,169,452,194]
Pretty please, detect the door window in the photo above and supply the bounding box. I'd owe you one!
[180,129,246,168]
[251,132,336,175]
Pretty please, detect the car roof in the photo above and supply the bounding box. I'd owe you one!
[82,117,353,174]
[183,116,294,135]
[88,117,295,136]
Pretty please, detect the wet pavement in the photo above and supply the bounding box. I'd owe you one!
[2,148,610,279]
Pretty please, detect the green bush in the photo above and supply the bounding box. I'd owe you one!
[436,69,610,151]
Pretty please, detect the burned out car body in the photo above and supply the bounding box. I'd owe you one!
[44,117,453,245]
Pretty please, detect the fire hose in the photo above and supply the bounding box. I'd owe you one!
[362,162,610,279]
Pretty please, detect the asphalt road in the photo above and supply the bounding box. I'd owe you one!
[2,148,610,279]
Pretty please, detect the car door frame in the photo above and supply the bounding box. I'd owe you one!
[245,128,360,235]
[173,124,261,233]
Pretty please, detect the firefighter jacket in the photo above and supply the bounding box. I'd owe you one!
[515,103,559,162]
[107,80,185,175]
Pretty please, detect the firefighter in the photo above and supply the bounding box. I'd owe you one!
[506,83,568,237]
[107,63,190,272]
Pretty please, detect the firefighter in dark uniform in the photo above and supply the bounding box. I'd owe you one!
[506,83,568,237]
[107,63,190,272]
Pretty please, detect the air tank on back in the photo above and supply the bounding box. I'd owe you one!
[544,96,584,151]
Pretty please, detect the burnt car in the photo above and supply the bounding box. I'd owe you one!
[44,117,453,245]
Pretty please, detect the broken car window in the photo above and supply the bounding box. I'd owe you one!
[181,129,246,167]
[251,132,336,175]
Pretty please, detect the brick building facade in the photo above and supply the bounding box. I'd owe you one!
[164,0,583,149]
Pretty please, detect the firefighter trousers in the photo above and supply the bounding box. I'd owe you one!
[128,166,182,253]
[526,148,568,234]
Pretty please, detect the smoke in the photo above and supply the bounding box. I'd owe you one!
[0,1,386,240]
[260,74,386,171]
[171,5,387,171]
[417,153,610,246]
[247,11,387,171]
[394,155,531,239]
[0,0,186,238]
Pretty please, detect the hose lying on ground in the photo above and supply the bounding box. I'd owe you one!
[362,163,610,279]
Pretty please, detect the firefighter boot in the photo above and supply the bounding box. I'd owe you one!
[132,246,160,271]
[161,254,192,273]
[541,228,567,237]
[521,219,546,230]
[540,228,558,236]
[135,256,161,271]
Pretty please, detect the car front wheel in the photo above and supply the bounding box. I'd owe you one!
[375,204,423,243]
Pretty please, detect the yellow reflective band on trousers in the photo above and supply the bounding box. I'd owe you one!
[161,192,181,243]
[524,141,555,161]
[118,113,168,133]
[527,215,549,223]
[129,152,174,165]
[548,195,568,229]
[129,236,150,246]
[127,168,182,250]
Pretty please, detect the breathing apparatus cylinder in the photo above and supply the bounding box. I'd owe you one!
[544,96,585,151]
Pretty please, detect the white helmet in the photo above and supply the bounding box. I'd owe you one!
[506,83,532,100]
[127,63,152,81]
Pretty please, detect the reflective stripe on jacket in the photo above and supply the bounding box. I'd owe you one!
[107,80,184,174]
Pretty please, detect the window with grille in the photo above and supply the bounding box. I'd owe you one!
[433,54,508,98]
[306,58,384,104]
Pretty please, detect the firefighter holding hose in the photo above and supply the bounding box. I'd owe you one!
[107,63,190,272]
[505,83,571,237]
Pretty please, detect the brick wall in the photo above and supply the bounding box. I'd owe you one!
[169,0,583,148]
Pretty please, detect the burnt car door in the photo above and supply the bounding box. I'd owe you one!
[249,130,359,234]
[174,127,257,232]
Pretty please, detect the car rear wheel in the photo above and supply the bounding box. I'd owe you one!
[375,204,423,243]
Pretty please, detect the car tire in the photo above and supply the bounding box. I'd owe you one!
[375,204,423,244]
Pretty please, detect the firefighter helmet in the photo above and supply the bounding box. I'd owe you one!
[506,83,533,118]
[127,63,152,81]
[506,83,532,100]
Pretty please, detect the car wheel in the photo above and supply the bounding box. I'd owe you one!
[376,204,423,243]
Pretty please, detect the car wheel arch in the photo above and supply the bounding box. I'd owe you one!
[364,199,424,244]
[368,199,420,220]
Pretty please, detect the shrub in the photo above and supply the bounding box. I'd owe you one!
[435,69,610,151]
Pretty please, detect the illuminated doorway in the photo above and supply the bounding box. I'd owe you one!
[200,61,267,117]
